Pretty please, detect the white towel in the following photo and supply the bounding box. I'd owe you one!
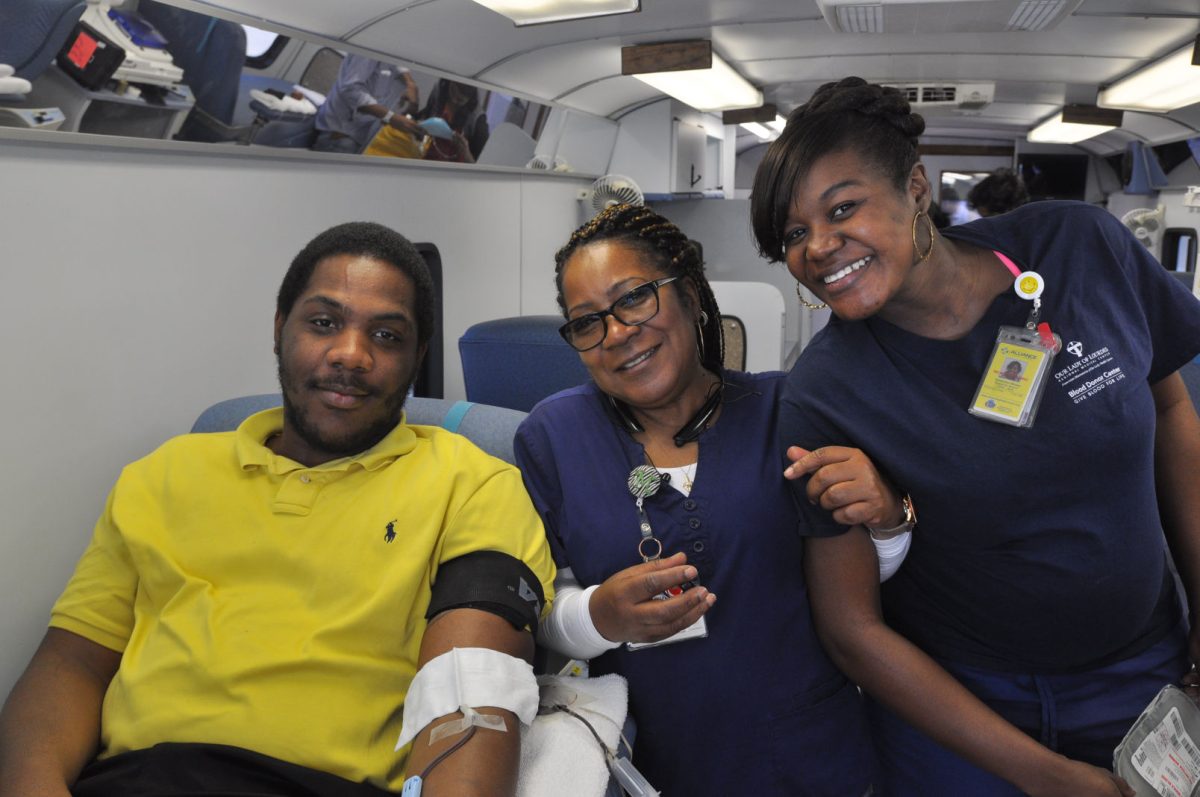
[248,89,317,116]
[0,69,32,96]
[517,674,628,797]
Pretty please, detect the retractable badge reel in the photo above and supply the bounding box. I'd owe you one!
[623,465,707,651]
[969,260,1061,428]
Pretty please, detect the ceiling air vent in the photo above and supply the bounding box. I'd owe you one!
[885,82,994,110]
[921,86,957,104]
[833,4,883,34]
[816,0,1082,33]
[1006,0,1081,31]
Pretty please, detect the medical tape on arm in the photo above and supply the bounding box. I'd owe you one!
[428,705,507,743]
[395,647,538,751]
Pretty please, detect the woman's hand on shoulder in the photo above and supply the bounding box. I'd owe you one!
[589,552,715,644]
[784,445,902,528]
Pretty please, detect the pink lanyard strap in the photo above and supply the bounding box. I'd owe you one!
[994,251,1058,349]
[993,250,1022,277]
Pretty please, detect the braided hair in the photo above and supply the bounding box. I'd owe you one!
[750,76,926,263]
[554,204,724,374]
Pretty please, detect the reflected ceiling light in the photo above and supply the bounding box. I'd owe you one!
[740,122,773,140]
[1027,105,1121,144]
[623,41,762,112]
[470,0,639,26]
[1098,36,1200,112]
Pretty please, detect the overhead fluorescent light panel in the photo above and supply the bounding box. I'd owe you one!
[1098,36,1200,113]
[1027,105,1119,144]
[470,0,639,27]
[740,122,773,140]
[623,40,762,112]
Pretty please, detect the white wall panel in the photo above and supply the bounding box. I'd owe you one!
[609,100,672,194]
[647,198,803,359]
[555,111,620,177]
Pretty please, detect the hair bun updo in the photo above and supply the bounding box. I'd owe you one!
[800,76,926,146]
[751,76,927,262]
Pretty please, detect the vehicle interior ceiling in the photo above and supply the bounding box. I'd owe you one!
[175,0,1199,159]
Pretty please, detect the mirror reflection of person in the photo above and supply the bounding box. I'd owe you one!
[418,79,488,164]
[313,54,425,154]
[514,204,912,795]
[1001,360,1023,381]
[968,168,1030,218]
[751,76,1200,797]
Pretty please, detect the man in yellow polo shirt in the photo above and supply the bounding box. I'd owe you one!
[0,222,555,797]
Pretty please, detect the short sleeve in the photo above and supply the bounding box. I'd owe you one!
[50,483,138,652]
[778,357,855,539]
[436,464,557,619]
[337,55,385,113]
[513,415,572,568]
[1096,209,1200,383]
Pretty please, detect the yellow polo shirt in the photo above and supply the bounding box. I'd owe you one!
[51,408,555,791]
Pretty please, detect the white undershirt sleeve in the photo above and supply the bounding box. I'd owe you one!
[872,531,912,582]
[538,567,623,660]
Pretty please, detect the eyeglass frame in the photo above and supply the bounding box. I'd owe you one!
[558,276,681,352]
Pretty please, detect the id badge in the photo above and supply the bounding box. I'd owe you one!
[626,579,708,651]
[969,324,1060,428]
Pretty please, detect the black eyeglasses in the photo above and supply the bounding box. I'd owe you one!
[559,277,680,352]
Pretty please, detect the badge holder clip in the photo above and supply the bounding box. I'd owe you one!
[969,271,1061,429]
[624,464,708,651]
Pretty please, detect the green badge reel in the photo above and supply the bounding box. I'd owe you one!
[1114,685,1200,796]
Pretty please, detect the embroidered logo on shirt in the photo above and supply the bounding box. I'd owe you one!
[1067,340,1083,357]
[1053,345,1125,404]
[385,520,397,543]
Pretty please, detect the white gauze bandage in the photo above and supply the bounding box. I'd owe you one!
[396,647,539,751]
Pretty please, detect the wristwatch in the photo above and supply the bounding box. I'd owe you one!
[383,110,395,125]
[868,493,917,537]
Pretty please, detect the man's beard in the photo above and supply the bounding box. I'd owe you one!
[276,357,413,458]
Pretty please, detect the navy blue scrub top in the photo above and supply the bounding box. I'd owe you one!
[515,370,875,795]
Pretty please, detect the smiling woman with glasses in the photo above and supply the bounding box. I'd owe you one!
[513,204,909,795]
[558,276,678,352]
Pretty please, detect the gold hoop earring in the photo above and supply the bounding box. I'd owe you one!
[796,282,828,310]
[912,210,935,264]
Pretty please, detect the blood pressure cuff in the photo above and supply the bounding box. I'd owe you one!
[426,551,545,635]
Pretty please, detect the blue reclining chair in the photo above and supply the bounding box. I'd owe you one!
[458,316,591,413]
[135,1,251,143]
[0,0,86,82]
[0,0,85,129]
[192,394,524,463]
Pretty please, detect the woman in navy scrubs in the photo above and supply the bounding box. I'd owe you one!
[514,204,910,794]
[750,76,1200,796]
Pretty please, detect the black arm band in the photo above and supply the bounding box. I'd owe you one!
[426,550,546,634]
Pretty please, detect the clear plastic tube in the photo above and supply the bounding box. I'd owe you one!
[609,756,661,797]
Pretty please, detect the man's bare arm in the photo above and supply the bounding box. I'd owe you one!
[0,628,121,797]
[402,609,534,797]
